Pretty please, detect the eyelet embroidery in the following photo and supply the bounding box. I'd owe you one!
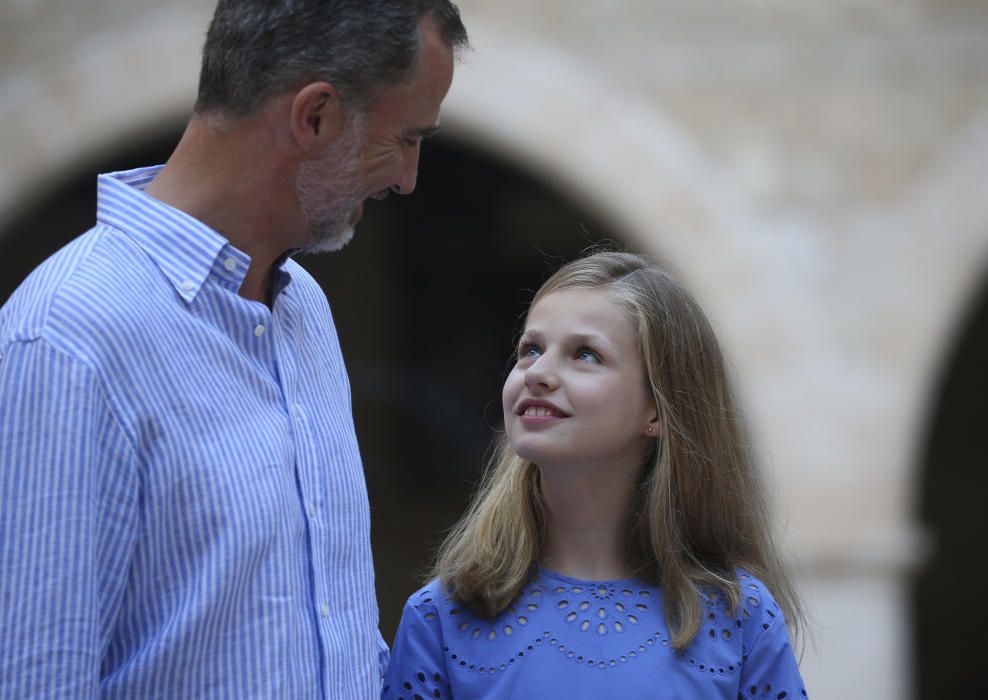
[384,668,449,700]
[738,684,808,698]
[551,581,652,635]
[413,570,804,698]
[427,577,734,674]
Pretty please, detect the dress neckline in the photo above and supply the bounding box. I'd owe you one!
[538,567,644,588]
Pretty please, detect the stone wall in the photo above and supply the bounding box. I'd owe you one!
[3,1,987,697]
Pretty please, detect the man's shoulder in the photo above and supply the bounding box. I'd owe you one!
[281,259,344,341]
[1,225,165,355]
[282,258,329,307]
[2,228,97,344]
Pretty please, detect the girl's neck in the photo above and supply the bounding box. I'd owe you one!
[539,462,639,582]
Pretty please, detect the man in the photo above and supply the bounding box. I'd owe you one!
[0,1,467,697]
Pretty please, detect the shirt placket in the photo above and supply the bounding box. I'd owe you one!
[269,296,334,699]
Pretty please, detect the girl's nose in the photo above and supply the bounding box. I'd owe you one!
[524,356,559,392]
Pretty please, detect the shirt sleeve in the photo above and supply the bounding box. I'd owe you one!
[377,628,391,681]
[0,339,140,699]
[739,593,808,699]
[382,599,450,700]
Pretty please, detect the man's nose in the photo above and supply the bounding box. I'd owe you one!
[391,148,420,195]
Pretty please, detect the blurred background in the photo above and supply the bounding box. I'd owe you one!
[2,1,987,697]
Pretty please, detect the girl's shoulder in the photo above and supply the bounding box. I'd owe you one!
[405,578,446,604]
[697,568,788,653]
[402,578,453,618]
[729,568,786,626]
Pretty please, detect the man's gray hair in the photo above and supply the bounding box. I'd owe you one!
[195,0,468,118]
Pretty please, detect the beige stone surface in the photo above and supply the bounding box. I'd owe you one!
[3,1,988,697]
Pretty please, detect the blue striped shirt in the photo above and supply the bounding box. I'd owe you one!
[0,166,385,699]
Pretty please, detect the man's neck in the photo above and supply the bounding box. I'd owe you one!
[144,113,302,304]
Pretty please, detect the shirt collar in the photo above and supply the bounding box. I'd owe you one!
[95,165,277,303]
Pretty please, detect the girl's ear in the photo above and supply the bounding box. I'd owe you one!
[644,400,661,438]
[645,415,661,438]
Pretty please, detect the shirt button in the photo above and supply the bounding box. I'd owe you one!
[254,324,266,337]
[320,603,330,618]
[223,256,237,272]
[181,280,195,293]
[308,502,317,517]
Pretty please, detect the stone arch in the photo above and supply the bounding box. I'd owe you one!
[4,11,988,696]
[0,15,804,426]
[440,24,767,295]
[3,0,987,530]
[0,13,768,301]
[0,5,210,229]
[895,107,988,497]
[912,257,988,697]
[442,23,988,518]
[2,9,987,396]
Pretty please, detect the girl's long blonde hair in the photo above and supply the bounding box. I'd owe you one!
[431,251,803,650]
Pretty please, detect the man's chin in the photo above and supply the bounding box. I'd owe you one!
[303,224,355,255]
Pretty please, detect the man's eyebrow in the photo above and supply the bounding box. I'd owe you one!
[407,124,441,140]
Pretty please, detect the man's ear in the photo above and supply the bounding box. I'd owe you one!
[289,81,346,153]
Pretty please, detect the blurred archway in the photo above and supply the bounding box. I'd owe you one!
[914,269,988,698]
[0,128,616,641]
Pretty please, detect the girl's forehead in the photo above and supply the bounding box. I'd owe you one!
[530,286,618,314]
[524,287,632,334]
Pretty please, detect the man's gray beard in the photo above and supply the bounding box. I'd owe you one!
[295,116,365,254]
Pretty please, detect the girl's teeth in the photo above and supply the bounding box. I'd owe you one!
[525,406,559,417]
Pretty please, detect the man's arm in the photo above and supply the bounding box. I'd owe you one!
[0,338,140,698]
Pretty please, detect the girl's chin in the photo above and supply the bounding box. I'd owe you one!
[511,444,569,468]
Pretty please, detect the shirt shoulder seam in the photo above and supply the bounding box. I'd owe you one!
[3,334,141,463]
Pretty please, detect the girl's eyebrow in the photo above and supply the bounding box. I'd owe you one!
[569,332,609,346]
[520,329,614,350]
[554,331,615,352]
[516,333,535,347]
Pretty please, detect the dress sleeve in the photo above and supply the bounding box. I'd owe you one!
[382,596,451,700]
[738,586,808,699]
[0,339,140,699]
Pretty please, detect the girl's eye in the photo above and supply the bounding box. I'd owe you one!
[576,347,601,363]
[518,343,541,359]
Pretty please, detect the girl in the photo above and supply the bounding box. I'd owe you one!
[383,251,807,699]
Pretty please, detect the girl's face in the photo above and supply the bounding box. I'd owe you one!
[502,287,658,473]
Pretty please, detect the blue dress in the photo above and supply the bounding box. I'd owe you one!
[383,569,806,700]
